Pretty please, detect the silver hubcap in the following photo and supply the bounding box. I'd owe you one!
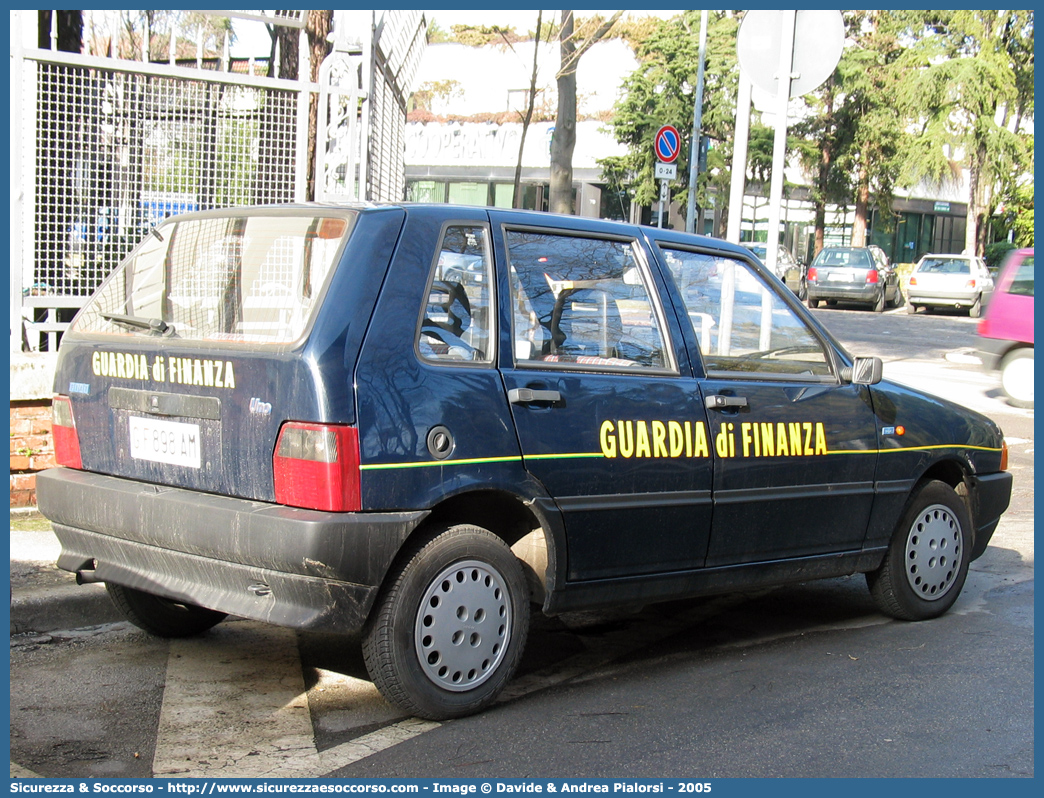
[414,559,511,692]
[905,504,963,600]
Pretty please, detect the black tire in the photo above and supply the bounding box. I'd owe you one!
[871,289,886,313]
[999,348,1033,408]
[797,277,808,301]
[906,301,918,315]
[362,524,530,720]
[826,299,838,306]
[887,287,904,308]
[807,296,820,309]
[866,480,971,621]
[969,295,982,318]
[106,583,227,637]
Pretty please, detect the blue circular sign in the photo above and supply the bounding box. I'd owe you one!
[655,125,681,163]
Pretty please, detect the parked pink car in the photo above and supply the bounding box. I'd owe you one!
[977,248,1033,408]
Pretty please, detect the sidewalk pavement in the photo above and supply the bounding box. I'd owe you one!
[9,510,122,635]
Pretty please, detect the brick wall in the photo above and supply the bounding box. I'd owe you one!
[10,400,56,508]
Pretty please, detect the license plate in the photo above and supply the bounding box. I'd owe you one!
[128,417,201,468]
[827,271,850,282]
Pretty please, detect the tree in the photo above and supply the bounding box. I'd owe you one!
[305,10,334,201]
[511,12,545,208]
[893,10,1033,255]
[836,11,903,247]
[599,12,740,224]
[549,11,622,215]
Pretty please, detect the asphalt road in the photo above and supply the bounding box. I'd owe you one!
[10,305,1034,781]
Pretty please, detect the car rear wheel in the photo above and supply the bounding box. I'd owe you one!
[1000,348,1033,408]
[362,524,530,720]
[871,290,886,313]
[866,480,971,621]
[806,296,819,309]
[106,583,227,637]
[969,295,982,318]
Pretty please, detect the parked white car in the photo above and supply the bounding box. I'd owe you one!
[907,253,993,317]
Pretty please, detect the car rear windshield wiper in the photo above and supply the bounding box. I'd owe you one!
[100,312,176,336]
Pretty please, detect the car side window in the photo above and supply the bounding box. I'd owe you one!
[506,229,671,371]
[660,247,834,379]
[1009,256,1034,297]
[417,224,493,363]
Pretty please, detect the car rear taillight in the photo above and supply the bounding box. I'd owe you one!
[807,267,818,282]
[51,396,83,469]
[273,422,361,512]
[866,269,880,284]
[909,276,918,286]
[966,279,977,289]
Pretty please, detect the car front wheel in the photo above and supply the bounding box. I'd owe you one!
[106,583,227,637]
[866,480,971,621]
[362,524,530,720]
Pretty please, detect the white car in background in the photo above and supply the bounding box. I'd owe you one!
[907,253,994,317]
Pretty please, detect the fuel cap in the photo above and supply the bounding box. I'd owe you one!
[426,425,454,459]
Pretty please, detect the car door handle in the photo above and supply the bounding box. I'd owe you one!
[705,394,748,410]
[509,388,562,405]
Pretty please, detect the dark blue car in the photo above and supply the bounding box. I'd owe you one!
[38,204,1012,719]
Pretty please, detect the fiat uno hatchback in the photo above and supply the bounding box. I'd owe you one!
[38,204,1012,719]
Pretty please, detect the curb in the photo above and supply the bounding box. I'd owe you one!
[10,516,124,635]
[10,582,123,635]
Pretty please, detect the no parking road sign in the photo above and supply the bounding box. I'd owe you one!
[655,125,681,163]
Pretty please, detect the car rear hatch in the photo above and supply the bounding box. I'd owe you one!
[49,206,391,506]
[910,257,973,299]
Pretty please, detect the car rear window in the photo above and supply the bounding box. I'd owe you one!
[814,249,871,268]
[918,257,970,275]
[71,212,355,344]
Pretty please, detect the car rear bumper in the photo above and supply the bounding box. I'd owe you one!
[908,289,980,307]
[37,468,428,634]
[808,284,878,303]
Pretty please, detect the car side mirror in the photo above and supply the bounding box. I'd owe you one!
[841,356,883,385]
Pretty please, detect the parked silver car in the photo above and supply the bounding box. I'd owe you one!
[907,253,993,317]
[741,243,806,299]
[806,246,901,312]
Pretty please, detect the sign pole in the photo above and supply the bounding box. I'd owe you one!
[726,74,752,243]
[764,10,796,281]
[654,126,680,230]
[685,10,708,234]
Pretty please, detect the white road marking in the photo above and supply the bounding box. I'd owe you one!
[153,621,440,778]
[154,621,317,778]
[882,359,1033,418]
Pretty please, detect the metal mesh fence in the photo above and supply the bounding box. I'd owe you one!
[31,61,299,300]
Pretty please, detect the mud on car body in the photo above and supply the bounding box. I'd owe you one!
[38,204,1013,719]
